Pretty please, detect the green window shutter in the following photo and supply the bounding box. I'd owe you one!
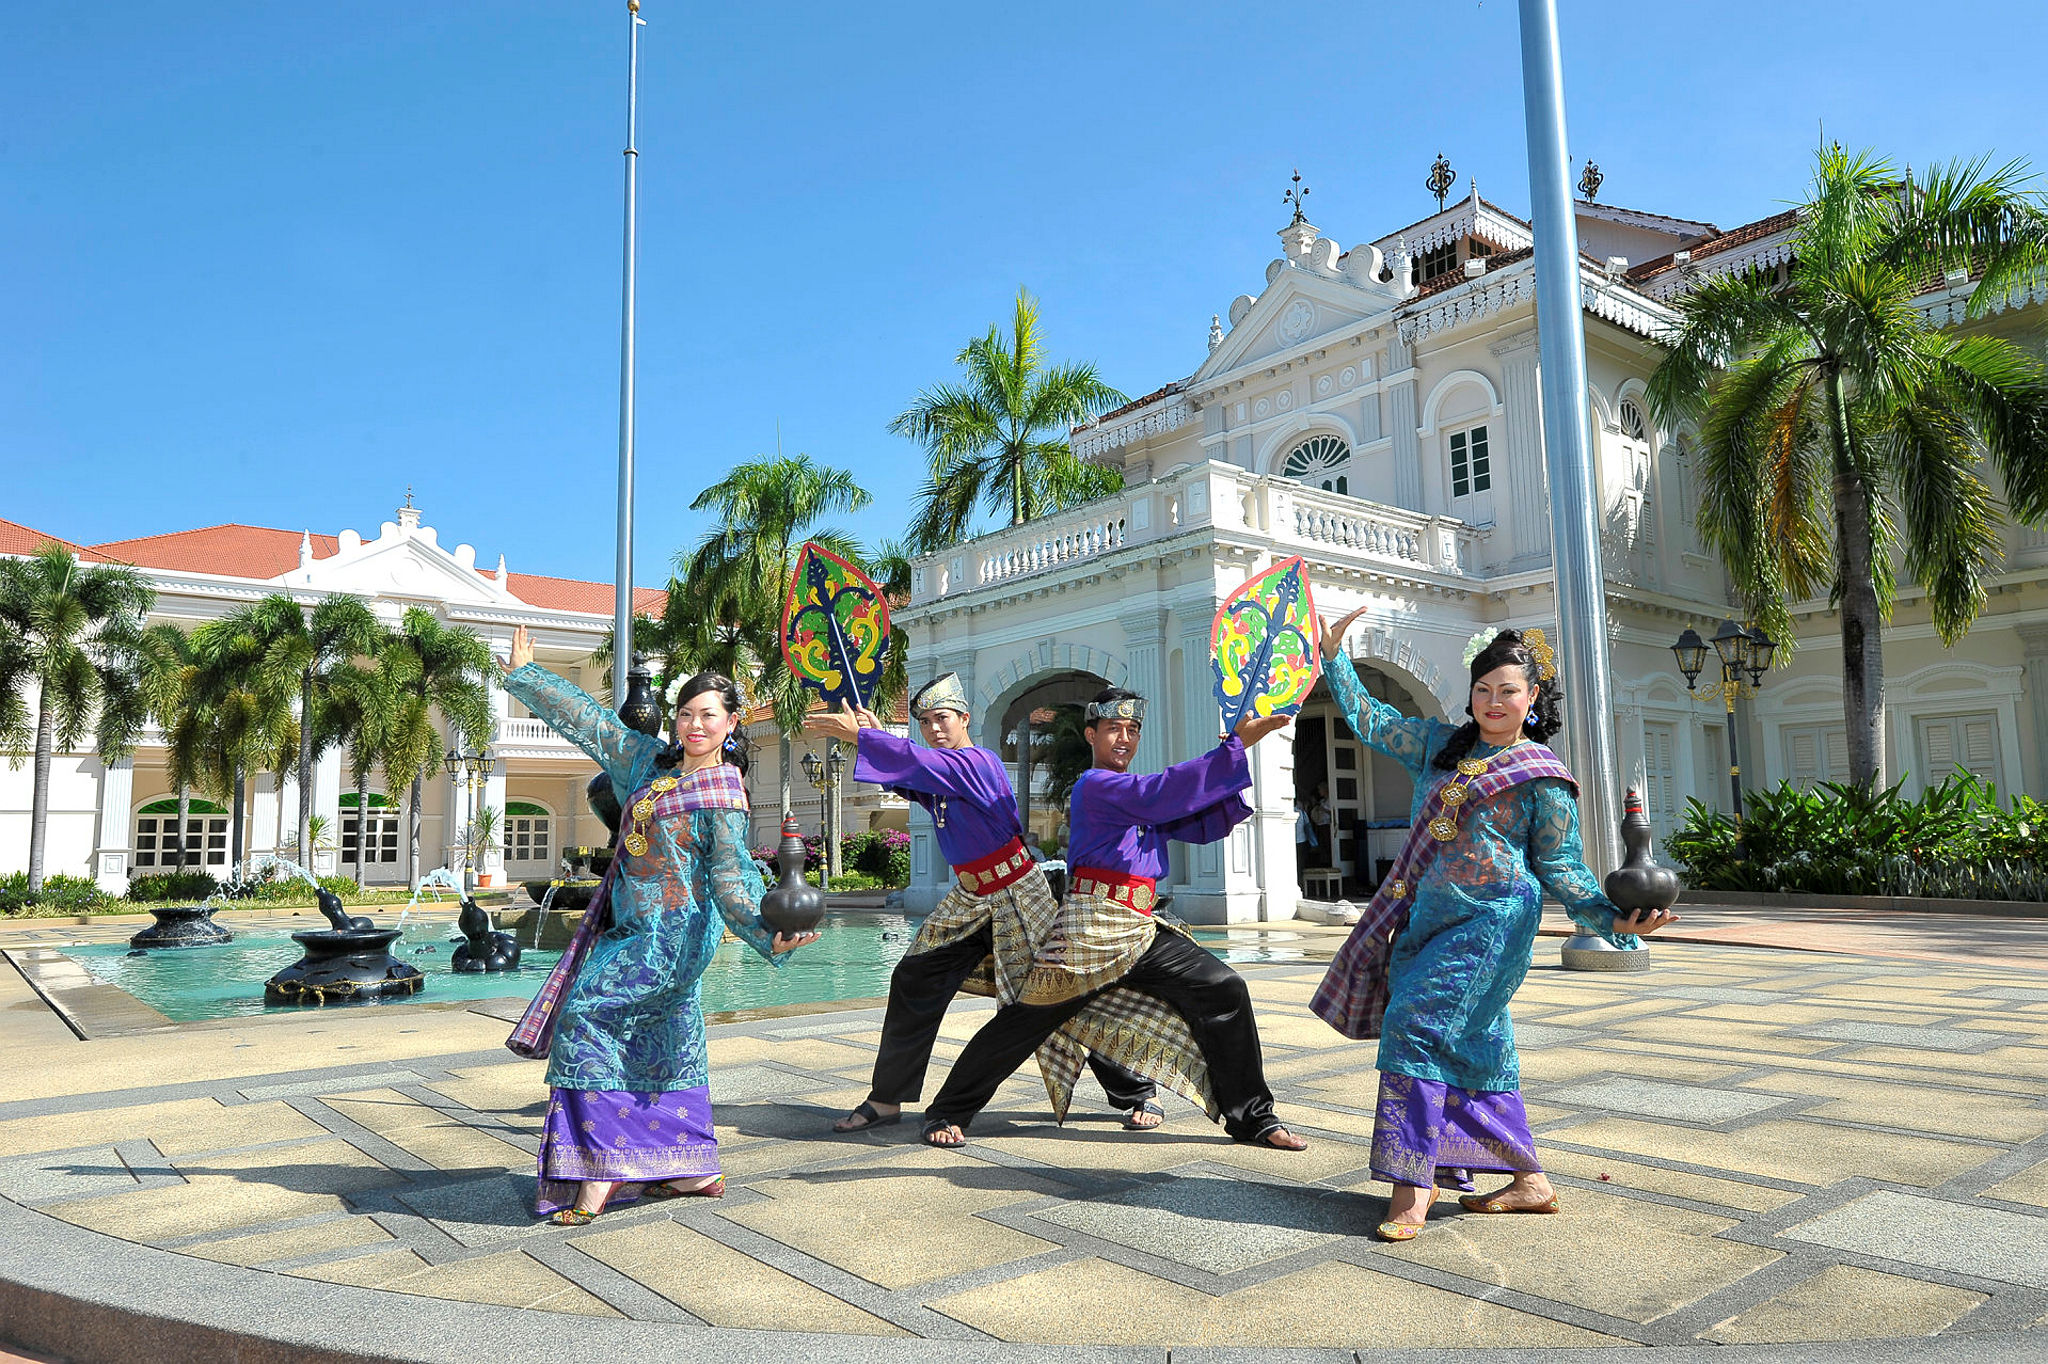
[140,797,227,815]
[506,801,549,817]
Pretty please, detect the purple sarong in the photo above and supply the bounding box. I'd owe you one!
[535,1085,719,1214]
[1370,1072,1541,1189]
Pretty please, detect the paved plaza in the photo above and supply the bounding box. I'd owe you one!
[3,908,2048,1361]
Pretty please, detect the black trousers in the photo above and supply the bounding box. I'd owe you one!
[868,923,1155,1111]
[927,928,1280,1140]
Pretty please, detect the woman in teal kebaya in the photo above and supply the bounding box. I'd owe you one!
[1310,610,1676,1241]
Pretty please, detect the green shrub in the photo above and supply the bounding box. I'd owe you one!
[126,871,220,902]
[0,871,114,916]
[1669,773,2048,900]
[318,875,362,899]
[841,829,911,885]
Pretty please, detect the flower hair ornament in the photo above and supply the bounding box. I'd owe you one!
[1461,627,1558,683]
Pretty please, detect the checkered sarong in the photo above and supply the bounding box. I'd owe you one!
[907,874,1217,1122]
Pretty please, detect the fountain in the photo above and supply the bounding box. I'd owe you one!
[264,887,425,1005]
[450,897,522,972]
[128,853,325,950]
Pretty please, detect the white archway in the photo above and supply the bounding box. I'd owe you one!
[1418,369,1504,436]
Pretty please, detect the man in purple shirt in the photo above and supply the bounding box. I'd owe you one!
[920,686,1309,1151]
[806,674,1160,1134]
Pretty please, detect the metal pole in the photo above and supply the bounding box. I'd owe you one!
[1725,691,1743,818]
[612,1,644,706]
[1517,0,1621,874]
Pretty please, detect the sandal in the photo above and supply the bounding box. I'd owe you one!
[833,1100,903,1134]
[1122,1100,1166,1131]
[1458,1188,1561,1214]
[548,1206,601,1226]
[1375,1186,1440,1242]
[1236,1122,1308,1151]
[921,1116,966,1148]
[642,1176,725,1200]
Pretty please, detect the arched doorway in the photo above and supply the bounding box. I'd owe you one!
[984,669,1107,857]
[1292,660,1441,897]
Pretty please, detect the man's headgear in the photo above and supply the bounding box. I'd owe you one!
[910,672,969,719]
[1084,695,1146,725]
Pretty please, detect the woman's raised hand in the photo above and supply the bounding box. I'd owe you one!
[770,931,821,954]
[506,625,535,673]
[1319,606,1368,661]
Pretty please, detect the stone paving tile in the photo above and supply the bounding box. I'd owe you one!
[1027,1172,1355,1273]
[0,1145,138,1203]
[289,1247,430,1287]
[422,1061,550,1116]
[1842,1043,2048,1079]
[1702,1263,1987,1343]
[0,1096,325,1160]
[1791,1020,2014,1051]
[1603,1016,1842,1055]
[1783,1189,2048,1288]
[930,1256,1630,1347]
[1392,1185,1782,1323]
[1982,1155,2048,1208]
[707,1063,834,1103]
[1539,1148,1803,1213]
[393,1172,546,1247]
[52,1175,349,1242]
[1540,1077,1790,1124]
[1529,997,1679,1028]
[183,1214,394,1266]
[1559,1116,2000,1188]
[1733,1070,2048,1142]
[572,1218,909,1335]
[969,1123,1250,1176]
[1516,1047,1745,1086]
[320,1089,534,1172]
[370,1248,621,1316]
[718,1144,1069,1289]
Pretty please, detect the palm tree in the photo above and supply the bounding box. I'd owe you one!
[683,454,870,821]
[219,594,387,871]
[0,545,156,891]
[1648,147,2048,787]
[185,616,297,869]
[892,287,1128,553]
[135,621,199,871]
[381,608,492,887]
[321,658,398,885]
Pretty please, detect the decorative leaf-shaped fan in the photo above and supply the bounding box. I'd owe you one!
[1211,556,1320,732]
[780,542,891,712]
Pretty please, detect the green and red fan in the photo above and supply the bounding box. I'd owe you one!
[1211,555,1320,731]
[780,542,892,712]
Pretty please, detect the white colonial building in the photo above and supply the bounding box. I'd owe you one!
[1,502,906,892]
[895,189,2048,923]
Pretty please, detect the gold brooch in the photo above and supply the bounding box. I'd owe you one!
[624,832,650,857]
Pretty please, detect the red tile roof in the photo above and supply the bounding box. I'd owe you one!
[91,523,338,578]
[81,521,658,618]
[1076,381,1188,430]
[1629,209,1801,283]
[0,517,106,561]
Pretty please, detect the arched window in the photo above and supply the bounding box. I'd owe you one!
[1281,434,1350,496]
[1618,398,1648,441]
[504,801,553,868]
[134,798,229,868]
[339,792,400,867]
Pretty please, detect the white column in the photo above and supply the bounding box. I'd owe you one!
[1492,328,1550,565]
[1386,336,1423,510]
[2019,625,2048,797]
[93,757,135,893]
[312,747,342,876]
[1117,606,1168,775]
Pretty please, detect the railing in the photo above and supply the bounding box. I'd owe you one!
[498,718,571,746]
[907,461,1481,607]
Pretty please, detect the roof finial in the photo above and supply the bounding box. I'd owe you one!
[1283,168,1310,226]
[1208,314,1224,352]
[1426,152,1455,212]
[403,484,415,509]
[1578,160,1604,201]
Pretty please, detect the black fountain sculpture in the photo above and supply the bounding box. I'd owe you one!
[451,897,522,972]
[264,888,425,1005]
[129,899,234,949]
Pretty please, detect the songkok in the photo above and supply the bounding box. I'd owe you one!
[910,672,969,718]
[1084,695,1146,725]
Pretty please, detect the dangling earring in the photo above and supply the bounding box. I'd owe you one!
[724,733,739,752]
[1526,713,1539,729]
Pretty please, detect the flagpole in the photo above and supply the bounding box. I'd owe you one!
[1519,0,1638,967]
[612,0,644,705]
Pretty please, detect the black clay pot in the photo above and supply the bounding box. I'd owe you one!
[619,653,664,737]
[129,904,233,949]
[758,816,826,935]
[586,771,624,836]
[1604,788,1681,916]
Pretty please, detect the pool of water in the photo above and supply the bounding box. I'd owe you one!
[61,914,1308,1024]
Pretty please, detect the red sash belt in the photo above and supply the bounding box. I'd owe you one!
[954,838,1032,895]
[1070,866,1159,915]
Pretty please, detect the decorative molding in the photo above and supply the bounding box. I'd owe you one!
[1072,396,1195,460]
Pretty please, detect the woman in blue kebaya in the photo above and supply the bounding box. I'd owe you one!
[498,625,817,1224]
[1310,609,1675,1241]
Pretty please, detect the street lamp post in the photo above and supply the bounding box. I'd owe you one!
[1671,620,1776,850]
[801,743,848,887]
[443,748,498,893]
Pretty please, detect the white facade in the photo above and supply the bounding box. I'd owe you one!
[1,504,905,892]
[895,193,2048,922]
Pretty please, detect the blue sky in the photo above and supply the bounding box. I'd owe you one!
[8,1,2045,588]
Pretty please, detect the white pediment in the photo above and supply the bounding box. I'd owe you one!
[280,518,516,607]
[1195,268,1396,385]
